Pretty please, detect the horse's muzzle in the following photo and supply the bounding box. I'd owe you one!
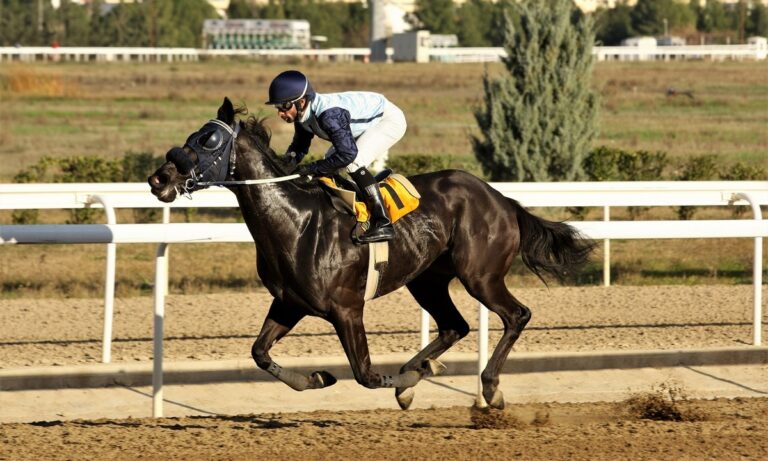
[148,168,177,202]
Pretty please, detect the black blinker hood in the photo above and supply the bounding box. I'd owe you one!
[172,119,240,193]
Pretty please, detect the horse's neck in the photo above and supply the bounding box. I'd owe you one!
[231,153,314,246]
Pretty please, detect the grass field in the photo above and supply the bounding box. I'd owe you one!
[1,59,766,180]
[0,59,766,297]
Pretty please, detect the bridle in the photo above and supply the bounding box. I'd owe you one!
[172,118,305,198]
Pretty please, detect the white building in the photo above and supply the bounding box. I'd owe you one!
[202,19,311,49]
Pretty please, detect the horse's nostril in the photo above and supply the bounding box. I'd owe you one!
[148,174,168,188]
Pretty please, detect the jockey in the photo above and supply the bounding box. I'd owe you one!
[266,69,407,244]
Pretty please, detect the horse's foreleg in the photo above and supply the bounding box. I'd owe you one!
[251,300,336,391]
[332,308,430,390]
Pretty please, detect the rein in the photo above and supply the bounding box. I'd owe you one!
[192,174,306,188]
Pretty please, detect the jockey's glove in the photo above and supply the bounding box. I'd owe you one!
[294,164,314,178]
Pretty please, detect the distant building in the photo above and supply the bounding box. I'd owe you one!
[657,36,687,46]
[621,36,657,48]
[748,36,768,59]
[202,19,311,50]
[430,34,459,48]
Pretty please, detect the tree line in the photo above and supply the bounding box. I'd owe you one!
[2,0,766,49]
[593,0,768,45]
[0,0,216,47]
[0,0,368,48]
[415,0,768,46]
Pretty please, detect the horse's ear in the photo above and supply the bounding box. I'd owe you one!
[217,97,235,125]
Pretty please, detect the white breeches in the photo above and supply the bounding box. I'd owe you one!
[324,100,407,173]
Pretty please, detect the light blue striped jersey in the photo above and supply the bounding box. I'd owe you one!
[298,91,387,140]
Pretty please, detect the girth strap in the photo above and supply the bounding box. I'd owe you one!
[364,241,389,301]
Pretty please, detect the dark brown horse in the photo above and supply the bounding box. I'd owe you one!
[148,98,594,410]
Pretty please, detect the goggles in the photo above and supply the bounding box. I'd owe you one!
[273,101,295,112]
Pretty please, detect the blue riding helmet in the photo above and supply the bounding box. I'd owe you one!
[265,70,315,106]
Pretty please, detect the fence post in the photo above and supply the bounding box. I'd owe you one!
[420,310,430,350]
[91,195,117,364]
[162,207,171,295]
[603,206,611,287]
[153,242,169,418]
[476,303,489,407]
[734,193,763,346]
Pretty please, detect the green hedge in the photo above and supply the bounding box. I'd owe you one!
[12,153,165,224]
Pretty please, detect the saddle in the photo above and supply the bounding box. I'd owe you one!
[318,169,421,224]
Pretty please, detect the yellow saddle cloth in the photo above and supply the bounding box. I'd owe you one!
[318,173,420,223]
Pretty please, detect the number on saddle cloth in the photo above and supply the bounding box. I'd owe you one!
[317,173,420,224]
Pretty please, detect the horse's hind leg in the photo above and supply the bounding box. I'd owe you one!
[394,270,470,409]
[462,278,531,409]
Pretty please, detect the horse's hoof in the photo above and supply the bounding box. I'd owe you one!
[425,359,447,377]
[395,387,415,410]
[309,371,337,389]
[486,389,505,410]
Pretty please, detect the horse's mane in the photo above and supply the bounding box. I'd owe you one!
[235,109,293,177]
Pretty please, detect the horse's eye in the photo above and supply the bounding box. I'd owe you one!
[200,130,222,150]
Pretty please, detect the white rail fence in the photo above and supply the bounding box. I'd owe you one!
[1,44,765,63]
[1,181,767,416]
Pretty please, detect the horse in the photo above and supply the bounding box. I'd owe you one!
[148,97,594,410]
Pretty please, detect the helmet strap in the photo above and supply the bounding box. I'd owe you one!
[294,98,306,118]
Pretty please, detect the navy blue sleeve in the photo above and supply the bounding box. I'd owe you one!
[305,108,358,176]
[287,122,314,162]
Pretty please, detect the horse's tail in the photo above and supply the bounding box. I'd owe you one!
[512,199,595,284]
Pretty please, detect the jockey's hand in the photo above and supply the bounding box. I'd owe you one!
[294,164,313,178]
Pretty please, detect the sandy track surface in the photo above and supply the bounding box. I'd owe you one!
[1,285,767,460]
[1,285,764,368]
[1,398,766,460]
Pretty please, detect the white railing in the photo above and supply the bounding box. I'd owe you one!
[1,44,765,63]
[5,180,765,290]
[0,46,378,63]
[0,46,201,63]
[1,183,239,365]
[593,44,767,61]
[1,180,767,416]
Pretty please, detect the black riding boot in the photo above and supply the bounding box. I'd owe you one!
[350,167,394,243]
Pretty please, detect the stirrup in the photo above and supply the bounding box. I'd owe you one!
[353,222,394,244]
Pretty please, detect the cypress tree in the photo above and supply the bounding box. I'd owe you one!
[472,0,598,182]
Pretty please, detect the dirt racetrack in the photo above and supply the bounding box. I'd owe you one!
[0,398,766,461]
[1,284,767,460]
[1,285,765,367]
